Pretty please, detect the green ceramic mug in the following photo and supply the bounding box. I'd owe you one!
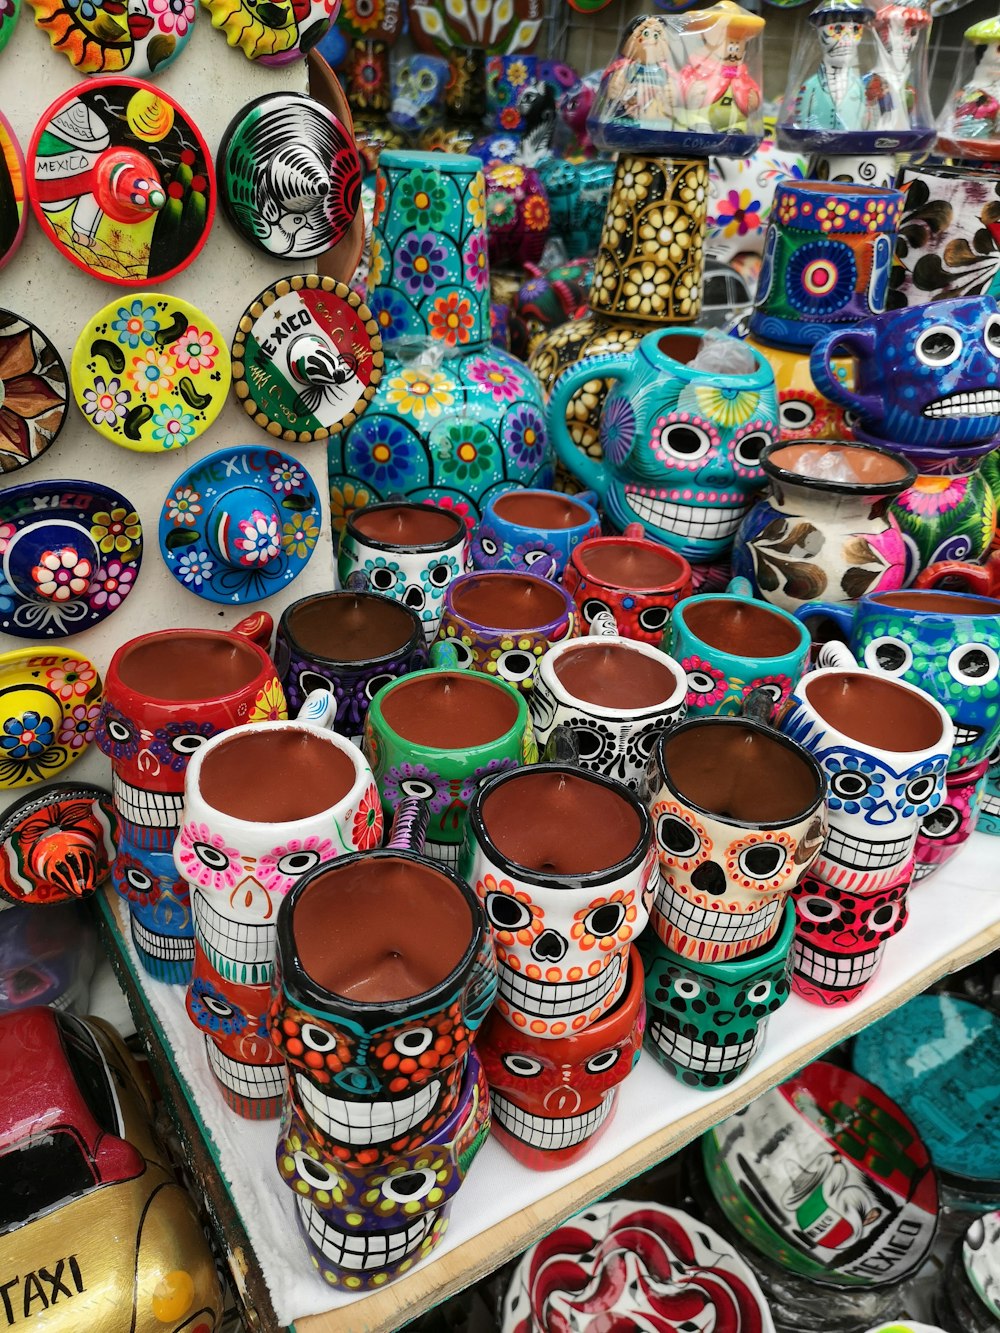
[362,648,537,871]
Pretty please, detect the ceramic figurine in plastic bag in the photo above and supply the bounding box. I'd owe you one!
[867,2,932,136]
[937,17,1000,162]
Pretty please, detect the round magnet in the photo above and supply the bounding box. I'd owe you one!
[218,92,361,261]
[232,274,382,442]
[27,79,215,287]
[0,114,26,271]
[71,292,230,452]
[0,479,142,638]
[25,0,193,77]
[159,444,323,604]
[0,781,113,904]
[0,0,19,55]
[0,648,104,790]
[0,310,68,474]
[201,0,338,65]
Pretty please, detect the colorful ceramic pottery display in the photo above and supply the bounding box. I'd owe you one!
[809,297,1000,474]
[640,902,795,1086]
[329,151,554,527]
[706,137,808,264]
[472,489,601,581]
[0,782,113,905]
[732,441,915,612]
[71,293,229,453]
[667,575,811,717]
[480,949,644,1169]
[434,571,578,696]
[27,0,194,76]
[0,310,68,474]
[797,588,1000,774]
[0,649,103,793]
[274,590,428,740]
[563,523,693,644]
[218,93,362,261]
[232,276,382,442]
[936,16,1000,162]
[200,0,339,64]
[27,80,215,286]
[462,764,656,1037]
[890,469,997,584]
[0,114,26,273]
[501,1201,776,1333]
[748,180,903,350]
[363,664,533,869]
[535,160,612,258]
[743,334,855,441]
[338,500,468,641]
[912,756,986,880]
[0,479,142,638]
[549,328,778,564]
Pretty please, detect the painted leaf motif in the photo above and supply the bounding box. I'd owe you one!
[0,332,34,382]
[2,374,63,421]
[750,517,827,597]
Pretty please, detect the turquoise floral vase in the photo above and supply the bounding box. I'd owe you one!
[328,150,554,536]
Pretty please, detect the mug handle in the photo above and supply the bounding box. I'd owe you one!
[725,575,754,599]
[589,609,620,638]
[544,723,582,766]
[386,797,428,855]
[344,569,369,593]
[915,557,999,596]
[295,688,338,729]
[809,327,882,424]
[741,686,779,728]
[430,639,466,669]
[795,601,856,639]
[623,523,644,539]
[546,352,633,499]
[233,611,274,650]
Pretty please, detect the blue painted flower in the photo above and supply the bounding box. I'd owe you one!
[503,404,546,469]
[176,549,215,589]
[368,288,413,342]
[420,554,459,590]
[111,299,159,349]
[787,241,857,317]
[470,523,504,569]
[1,713,54,758]
[346,417,419,490]
[189,977,248,1035]
[361,555,403,595]
[600,394,637,466]
[396,233,449,298]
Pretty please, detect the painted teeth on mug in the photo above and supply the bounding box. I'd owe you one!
[423,840,462,871]
[193,890,275,974]
[954,725,984,746]
[294,1075,442,1145]
[657,884,780,944]
[298,1197,437,1272]
[497,953,622,1017]
[623,489,750,539]
[912,860,935,882]
[981,792,1000,816]
[205,1038,285,1098]
[822,826,912,870]
[491,1090,613,1150]
[130,915,194,961]
[647,1016,762,1073]
[923,391,1000,418]
[112,776,185,828]
[794,940,881,990]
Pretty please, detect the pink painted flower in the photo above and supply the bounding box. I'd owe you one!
[894,475,968,517]
[88,559,136,610]
[148,0,195,37]
[58,702,101,750]
[170,324,217,371]
[45,659,98,701]
[464,232,489,292]
[713,188,762,238]
[683,656,728,709]
[0,522,15,556]
[467,358,524,403]
[431,494,475,534]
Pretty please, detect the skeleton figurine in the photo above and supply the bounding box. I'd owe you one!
[794,0,874,135]
[866,3,930,131]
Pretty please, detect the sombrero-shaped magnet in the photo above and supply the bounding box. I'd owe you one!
[71,292,230,452]
[232,274,382,441]
[201,0,335,65]
[0,0,19,54]
[218,91,362,261]
[25,0,193,77]
[0,309,69,474]
[0,115,26,272]
[27,79,215,287]
[0,479,142,639]
[159,443,323,604]
[0,648,104,791]
[0,781,114,905]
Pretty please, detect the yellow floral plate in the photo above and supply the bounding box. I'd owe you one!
[0,479,142,639]
[71,293,230,453]
[0,646,103,789]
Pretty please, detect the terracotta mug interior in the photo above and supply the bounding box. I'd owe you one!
[577,539,685,590]
[286,594,417,664]
[767,441,912,486]
[874,590,1000,616]
[663,722,821,824]
[450,574,569,631]
[802,671,945,752]
[292,856,473,1003]
[658,332,700,365]
[480,769,641,876]
[553,643,681,711]
[491,491,591,531]
[117,632,264,702]
[380,671,519,748]
[351,503,464,548]
[198,728,358,822]
[681,597,804,659]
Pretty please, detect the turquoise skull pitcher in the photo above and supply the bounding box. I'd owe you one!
[546,329,780,565]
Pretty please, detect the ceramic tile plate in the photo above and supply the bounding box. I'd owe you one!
[0,310,68,473]
[25,0,194,76]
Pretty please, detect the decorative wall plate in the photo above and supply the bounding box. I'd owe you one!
[232,275,382,442]
[27,79,215,286]
[0,0,18,54]
[26,0,194,76]
[0,781,113,904]
[0,114,26,272]
[0,648,104,790]
[200,0,339,65]
[71,292,230,452]
[0,479,142,639]
[159,444,323,604]
[0,310,68,474]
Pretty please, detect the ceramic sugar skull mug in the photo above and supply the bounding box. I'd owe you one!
[648,713,827,964]
[562,522,693,645]
[667,576,812,718]
[461,764,656,1039]
[471,488,601,581]
[337,500,469,642]
[274,591,428,741]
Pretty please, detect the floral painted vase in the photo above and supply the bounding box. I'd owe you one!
[890,469,997,585]
[732,440,915,612]
[327,150,553,532]
[484,161,550,270]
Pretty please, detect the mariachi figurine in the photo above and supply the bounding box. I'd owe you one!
[677,3,765,138]
[937,16,1000,161]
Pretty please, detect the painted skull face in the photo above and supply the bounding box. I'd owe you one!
[337,536,464,644]
[389,54,449,135]
[640,908,793,1089]
[96,702,220,831]
[791,868,909,1006]
[114,827,195,983]
[187,946,284,1119]
[912,760,987,882]
[0,785,114,905]
[479,948,644,1169]
[277,1053,489,1291]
